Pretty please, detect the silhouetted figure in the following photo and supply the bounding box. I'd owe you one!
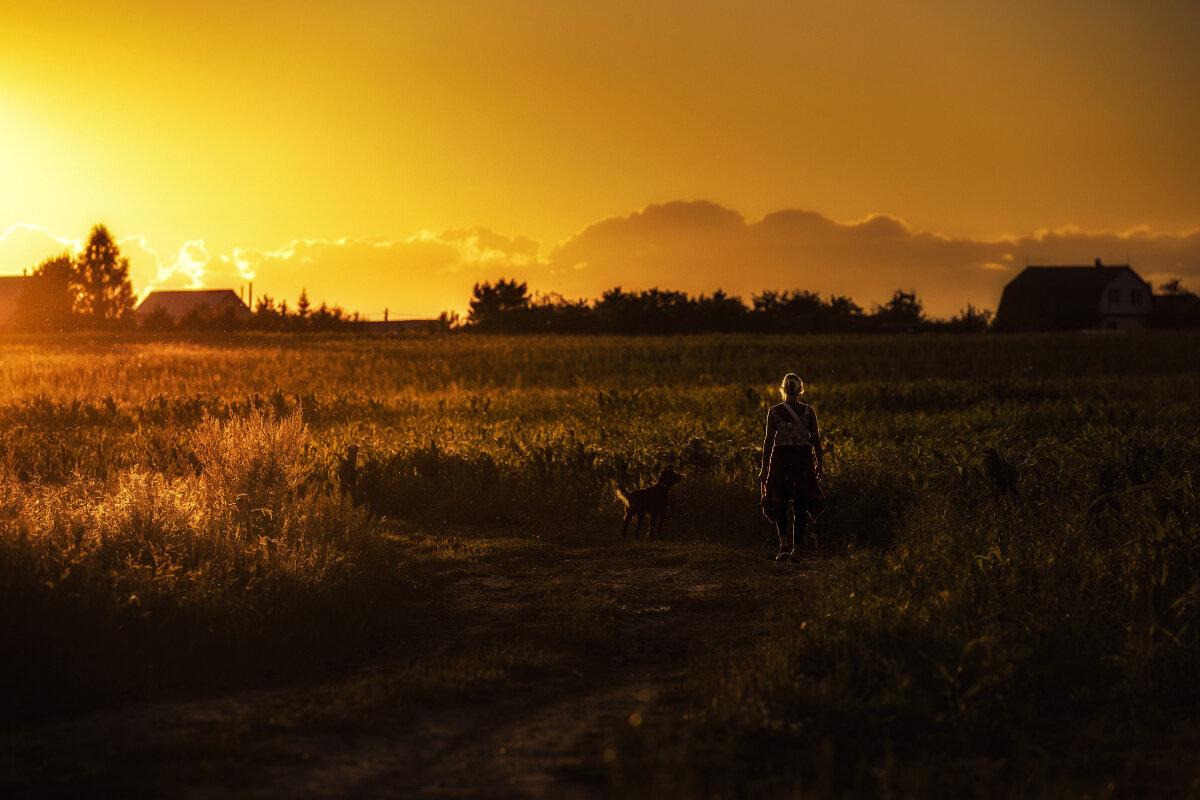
[759,373,826,561]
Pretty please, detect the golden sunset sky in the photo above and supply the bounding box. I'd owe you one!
[2,0,1198,318]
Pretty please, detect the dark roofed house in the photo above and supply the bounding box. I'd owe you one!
[995,260,1153,332]
[136,289,253,323]
[0,276,28,328]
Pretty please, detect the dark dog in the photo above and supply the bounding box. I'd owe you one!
[616,468,683,540]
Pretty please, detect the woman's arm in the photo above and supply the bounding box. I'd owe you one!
[759,409,776,482]
[809,407,824,477]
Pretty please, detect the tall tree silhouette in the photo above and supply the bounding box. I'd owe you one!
[75,225,135,326]
[468,278,530,330]
[872,289,924,326]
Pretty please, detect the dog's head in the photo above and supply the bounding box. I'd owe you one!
[658,468,684,488]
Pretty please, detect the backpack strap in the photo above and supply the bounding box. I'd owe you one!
[780,403,803,423]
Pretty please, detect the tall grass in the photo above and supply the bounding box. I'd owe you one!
[192,409,312,538]
[0,329,1197,797]
[0,407,386,720]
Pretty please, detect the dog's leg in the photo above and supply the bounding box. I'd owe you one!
[634,514,646,540]
[622,509,633,539]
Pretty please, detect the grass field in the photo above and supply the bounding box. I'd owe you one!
[1,331,1198,797]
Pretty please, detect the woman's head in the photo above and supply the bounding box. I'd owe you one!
[780,373,804,399]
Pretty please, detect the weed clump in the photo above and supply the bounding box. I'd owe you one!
[192,408,311,539]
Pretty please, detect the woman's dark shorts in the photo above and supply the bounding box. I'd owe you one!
[762,445,827,524]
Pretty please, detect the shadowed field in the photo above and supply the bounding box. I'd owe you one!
[1,332,1199,797]
[2,536,825,798]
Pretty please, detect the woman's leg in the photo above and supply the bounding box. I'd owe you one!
[774,500,791,559]
[774,481,795,560]
[792,507,808,551]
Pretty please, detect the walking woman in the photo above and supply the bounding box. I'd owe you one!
[759,373,826,561]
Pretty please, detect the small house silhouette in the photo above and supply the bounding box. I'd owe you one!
[136,289,253,323]
[995,259,1153,331]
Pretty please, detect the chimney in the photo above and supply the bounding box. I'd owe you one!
[249,281,253,306]
[1095,258,1103,268]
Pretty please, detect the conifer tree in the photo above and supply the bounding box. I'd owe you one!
[74,224,135,325]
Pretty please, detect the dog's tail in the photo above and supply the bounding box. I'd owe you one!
[614,484,632,507]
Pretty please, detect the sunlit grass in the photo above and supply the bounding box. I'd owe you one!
[0,331,1197,795]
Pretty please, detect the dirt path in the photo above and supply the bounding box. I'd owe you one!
[1,543,825,798]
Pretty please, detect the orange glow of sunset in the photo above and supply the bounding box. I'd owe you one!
[2,1,1199,318]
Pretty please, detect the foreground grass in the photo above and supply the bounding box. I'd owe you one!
[1,331,1198,796]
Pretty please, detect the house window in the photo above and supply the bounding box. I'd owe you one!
[1107,288,1121,304]
[1131,289,1143,305]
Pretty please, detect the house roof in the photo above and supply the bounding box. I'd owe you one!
[0,276,28,326]
[1006,264,1143,291]
[996,264,1150,330]
[137,289,252,319]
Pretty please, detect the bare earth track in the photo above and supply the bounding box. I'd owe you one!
[1,541,825,799]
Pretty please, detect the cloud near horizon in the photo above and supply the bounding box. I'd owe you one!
[2,205,1199,319]
[546,203,1200,316]
[0,223,83,267]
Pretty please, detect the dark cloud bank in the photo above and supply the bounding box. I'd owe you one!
[544,201,1200,317]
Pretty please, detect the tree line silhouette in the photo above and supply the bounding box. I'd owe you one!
[465,278,994,334]
[12,224,997,335]
[134,289,364,333]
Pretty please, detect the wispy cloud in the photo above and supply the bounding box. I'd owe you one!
[217,229,543,317]
[0,223,83,270]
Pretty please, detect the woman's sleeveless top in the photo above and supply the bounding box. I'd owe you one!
[772,403,813,448]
